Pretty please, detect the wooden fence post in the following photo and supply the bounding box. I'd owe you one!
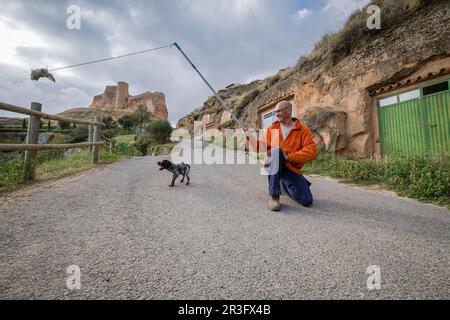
[110,140,115,154]
[92,116,101,164]
[88,125,93,151]
[23,102,42,181]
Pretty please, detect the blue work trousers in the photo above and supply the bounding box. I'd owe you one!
[267,148,313,207]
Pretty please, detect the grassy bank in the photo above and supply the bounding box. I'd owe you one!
[0,149,119,193]
[304,152,450,208]
[211,135,449,208]
[36,149,119,180]
[0,133,176,193]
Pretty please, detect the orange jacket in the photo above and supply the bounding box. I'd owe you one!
[257,118,317,175]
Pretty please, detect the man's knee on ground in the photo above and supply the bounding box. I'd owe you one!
[293,194,313,207]
[300,198,313,207]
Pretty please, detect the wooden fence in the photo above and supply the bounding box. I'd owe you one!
[0,101,109,181]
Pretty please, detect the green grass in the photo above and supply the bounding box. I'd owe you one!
[113,134,139,156]
[187,136,449,208]
[0,160,24,190]
[304,152,450,208]
[36,149,119,180]
[0,148,119,193]
[113,134,135,144]
[147,143,176,156]
[0,139,23,144]
[0,133,175,193]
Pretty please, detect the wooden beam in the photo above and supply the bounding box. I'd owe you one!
[0,142,104,152]
[0,101,104,126]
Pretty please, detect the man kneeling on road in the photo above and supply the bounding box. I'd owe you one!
[244,101,317,211]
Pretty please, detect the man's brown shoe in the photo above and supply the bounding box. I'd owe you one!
[268,195,281,211]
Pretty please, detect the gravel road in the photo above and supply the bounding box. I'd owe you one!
[0,140,449,299]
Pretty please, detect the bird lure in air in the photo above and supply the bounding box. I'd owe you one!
[30,68,56,83]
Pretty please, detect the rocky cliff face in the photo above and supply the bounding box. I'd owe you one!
[176,69,291,133]
[177,0,450,157]
[90,82,168,121]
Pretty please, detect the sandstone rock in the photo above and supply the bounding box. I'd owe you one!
[300,108,347,153]
[90,82,168,121]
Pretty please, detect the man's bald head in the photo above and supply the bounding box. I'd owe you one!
[275,101,292,112]
[274,101,293,124]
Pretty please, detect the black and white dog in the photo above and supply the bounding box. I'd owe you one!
[157,160,191,187]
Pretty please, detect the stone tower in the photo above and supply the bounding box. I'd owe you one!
[115,81,129,110]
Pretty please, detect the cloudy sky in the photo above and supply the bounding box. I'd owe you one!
[0,0,369,126]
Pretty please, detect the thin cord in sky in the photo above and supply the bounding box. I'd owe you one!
[48,43,175,72]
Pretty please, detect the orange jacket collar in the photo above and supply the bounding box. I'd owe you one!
[270,118,303,130]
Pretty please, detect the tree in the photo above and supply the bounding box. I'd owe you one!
[132,104,152,133]
[118,114,134,133]
[58,120,71,129]
[69,126,89,143]
[47,120,51,131]
[102,115,117,130]
[146,120,173,144]
[22,118,27,129]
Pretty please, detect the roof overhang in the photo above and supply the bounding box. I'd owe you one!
[258,91,295,114]
[369,67,450,96]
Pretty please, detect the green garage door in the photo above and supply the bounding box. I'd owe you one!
[377,79,450,157]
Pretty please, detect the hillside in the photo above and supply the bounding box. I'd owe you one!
[176,0,450,157]
[56,107,133,123]
[0,117,24,126]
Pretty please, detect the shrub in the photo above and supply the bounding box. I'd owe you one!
[102,116,117,130]
[135,132,157,156]
[268,75,281,87]
[115,142,138,157]
[235,89,260,118]
[220,120,237,129]
[68,126,89,143]
[118,114,135,133]
[132,105,152,132]
[304,0,425,66]
[102,128,121,139]
[37,134,67,163]
[58,120,71,129]
[304,152,450,207]
[0,160,24,188]
[406,156,450,204]
[146,120,173,144]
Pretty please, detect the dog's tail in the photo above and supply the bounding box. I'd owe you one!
[183,162,190,175]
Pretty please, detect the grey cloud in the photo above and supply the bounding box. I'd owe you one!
[0,0,369,125]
